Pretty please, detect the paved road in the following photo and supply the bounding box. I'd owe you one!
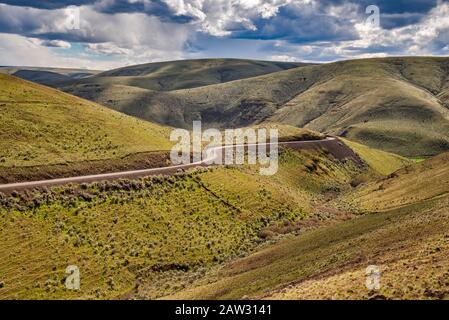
[0,137,342,193]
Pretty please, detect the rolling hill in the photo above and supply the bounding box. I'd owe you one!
[0,137,407,299]
[167,151,449,300]
[58,58,307,92]
[0,66,100,86]
[3,61,443,300]
[60,57,449,157]
[0,74,173,169]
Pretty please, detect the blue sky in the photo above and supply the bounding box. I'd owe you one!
[0,0,447,70]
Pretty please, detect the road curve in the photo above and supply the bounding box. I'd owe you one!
[0,137,352,193]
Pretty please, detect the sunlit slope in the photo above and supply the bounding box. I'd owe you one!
[61,58,306,92]
[61,62,321,128]
[0,66,100,85]
[169,153,449,300]
[264,153,449,300]
[345,152,449,212]
[269,57,449,157]
[342,138,411,175]
[0,74,172,167]
[0,146,365,299]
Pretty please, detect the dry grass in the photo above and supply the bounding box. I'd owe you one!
[61,57,449,156]
[341,138,411,175]
[265,197,449,300]
[0,148,365,299]
[166,152,449,300]
[0,74,173,167]
[343,152,449,212]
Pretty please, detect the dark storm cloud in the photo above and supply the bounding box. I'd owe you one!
[229,0,441,43]
[0,0,446,66]
[319,0,438,14]
[0,1,92,9]
[92,0,193,22]
[0,0,441,35]
[0,0,191,44]
[232,5,359,44]
[345,0,439,29]
[0,0,193,22]
[381,12,426,29]
[320,0,439,29]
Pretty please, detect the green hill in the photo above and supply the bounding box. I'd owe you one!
[60,58,306,92]
[168,152,449,300]
[60,57,449,157]
[0,74,172,168]
[270,57,449,157]
[59,60,318,128]
[0,66,100,86]
[0,139,392,299]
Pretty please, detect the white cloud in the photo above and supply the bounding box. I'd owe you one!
[0,4,191,68]
[34,39,72,49]
[269,54,296,62]
[163,0,300,36]
[0,0,448,69]
[76,7,190,51]
[0,33,123,69]
[85,42,132,56]
[346,1,449,56]
[276,0,449,62]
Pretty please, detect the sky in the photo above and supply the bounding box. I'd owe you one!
[0,0,448,70]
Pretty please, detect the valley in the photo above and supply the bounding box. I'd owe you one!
[49,57,449,157]
[0,140,396,299]
[1,57,449,300]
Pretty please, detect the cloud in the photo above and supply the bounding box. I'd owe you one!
[0,1,92,9]
[347,0,449,56]
[0,3,190,67]
[163,0,298,36]
[0,33,124,69]
[233,1,359,43]
[34,39,72,48]
[268,54,297,62]
[0,0,447,69]
[257,0,449,62]
[85,42,131,55]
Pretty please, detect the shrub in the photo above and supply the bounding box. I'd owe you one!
[350,174,370,187]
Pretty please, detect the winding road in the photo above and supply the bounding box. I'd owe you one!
[0,137,359,193]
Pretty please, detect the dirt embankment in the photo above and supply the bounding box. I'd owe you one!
[283,137,365,167]
[0,151,171,184]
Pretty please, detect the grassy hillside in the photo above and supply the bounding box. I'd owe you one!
[0,119,419,300]
[178,196,449,300]
[288,57,449,158]
[0,74,172,167]
[0,66,100,85]
[61,62,318,128]
[0,73,326,182]
[168,153,449,300]
[60,58,306,92]
[61,57,449,157]
[342,138,411,175]
[246,123,324,142]
[265,153,449,300]
[344,152,449,212]
[0,147,366,299]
